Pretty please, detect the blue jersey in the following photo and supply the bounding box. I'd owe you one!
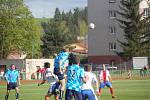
[66,64,85,92]
[54,51,69,69]
[5,69,19,83]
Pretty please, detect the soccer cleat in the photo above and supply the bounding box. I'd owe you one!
[59,97,62,100]
[112,96,116,98]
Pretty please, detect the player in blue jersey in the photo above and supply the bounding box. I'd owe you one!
[65,54,87,100]
[5,64,20,100]
[53,47,69,100]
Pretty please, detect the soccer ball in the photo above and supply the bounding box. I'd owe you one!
[89,23,95,29]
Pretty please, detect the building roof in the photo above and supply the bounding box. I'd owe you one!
[70,42,88,54]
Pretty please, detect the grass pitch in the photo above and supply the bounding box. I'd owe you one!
[0,79,150,100]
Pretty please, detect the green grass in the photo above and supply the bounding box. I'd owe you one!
[0,80,150,100]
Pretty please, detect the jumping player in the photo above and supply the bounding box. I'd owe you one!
[98,64,116,98]
[53,47,69,100]
[81,64,99,100]
[5,64,20,100]
[38,62,59,100]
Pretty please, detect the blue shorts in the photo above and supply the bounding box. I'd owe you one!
[100,81,112,88]
[81,89,96,100]
[54,68,64,80]
[48,82,60,96]
[65,89,82,100]
[7,82,17,90]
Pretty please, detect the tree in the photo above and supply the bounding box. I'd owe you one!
[73,7,88,37]
[54,8,61,21]
[78,20,88,36]
[61,11,66,21]
[65,10,77,40]
[41,7,88,58]
[0,0,42,59]
[117,0,150,59]
[41,19,71,58]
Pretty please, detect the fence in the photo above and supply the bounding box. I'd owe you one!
[1,70,150,82]
[23,69,150,80]
[94,69,150,79]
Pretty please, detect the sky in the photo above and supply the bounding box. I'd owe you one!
[24,0,87,18]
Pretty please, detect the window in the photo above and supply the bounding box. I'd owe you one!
[143,8,150,17]
[109,42,116,50]
[109,10,116,18]
[109,26,116,34]
[109,0,116,3]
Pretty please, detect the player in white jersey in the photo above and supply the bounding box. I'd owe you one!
[98,64,116,98]
[38,62,60,100]
[81,64,99,100]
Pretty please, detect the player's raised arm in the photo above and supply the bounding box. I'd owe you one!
[4,69,9,84]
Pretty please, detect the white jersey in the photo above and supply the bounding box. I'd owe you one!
[43,68,56,84]
[99,70,110,82]
[45,68,53,77]
[81,72,98,91]
[81,72,98,100]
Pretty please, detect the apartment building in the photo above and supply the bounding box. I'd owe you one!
[88,0,150,66]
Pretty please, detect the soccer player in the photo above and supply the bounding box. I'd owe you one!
[38,62,59,100]
[98,64,116,98]
[81,64,99,100]
[65,55,86,100]
[5,64,20,100]
[53,47,69,100]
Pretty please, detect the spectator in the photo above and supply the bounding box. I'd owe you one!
[41,67,46,79]
[36,67,41,79]
[143,65,147,76]
[140,68,144,77]
[31,73,36,80]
